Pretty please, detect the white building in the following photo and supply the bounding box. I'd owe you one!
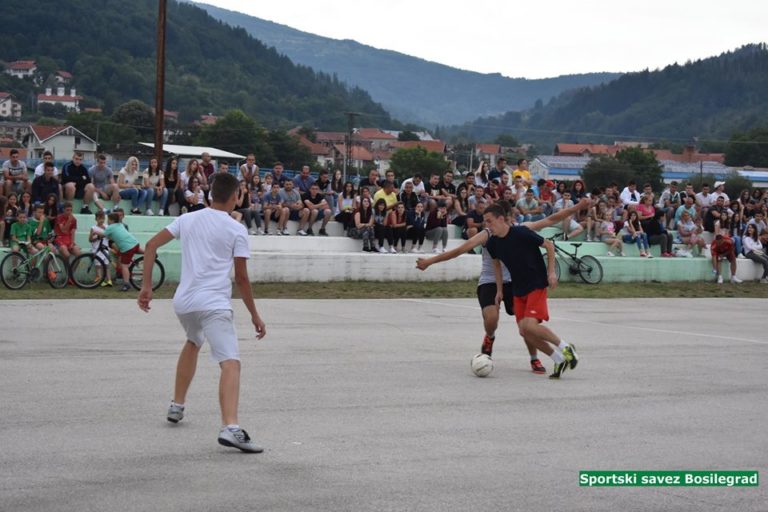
[0,93,22,120]
[37,87,82,113]
[4,60,37,79]
[25,125,97,161]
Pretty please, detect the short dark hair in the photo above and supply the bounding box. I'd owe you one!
[10,149,19,156]
[516,158,526,166]
[643,183,651,189]
[485,203,505,218]
[108,212,121,223]
[495,200,513,216]
[43,150,53,158]
[63,202,73,210]
[628,180,636,186]
[413,174,423,180]
[273,161,283,168]
[211,172,239,203]
[702,183,710,188]
[44,161,54,169]
[98,154,106,161]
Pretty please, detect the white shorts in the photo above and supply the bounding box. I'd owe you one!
[176,309,239,363]
[568,218,581,231]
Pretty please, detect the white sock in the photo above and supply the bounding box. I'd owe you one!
[550,350,565,364]
[530,355,538,361]
[226,424,240,431]
[557,341,569,351]
[171,401,184,408]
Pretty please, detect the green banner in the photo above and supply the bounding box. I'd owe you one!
[579,471,759,487]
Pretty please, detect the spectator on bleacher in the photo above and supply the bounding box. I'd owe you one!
[743,223,768,283]
[405,201,427,253]
[675,194,698,225]
[9,210,35,255]
[164,157,183,216]
[3,148,29,197]
[335,181,356,233]
[143,157,166,216]
[423,172,444,204]
[728,209,746,256]
[53,202,81,262]
[608,196,624,233]
[643,207,674,257]
[501,187,514,204]
[261,173,273,194]
[180,158,205,197]
[43,193,59,223]
[400,173,425,196]
[488,157,507,183]
[19,192,33,218]
[677,211,705,257]
[292,165,315,194]
[118,156,148,215]
[446,195,467,230]
[695,183,713,218]
[748,211,767,233]
[380,169,400,189]
[372,198,392,253]
[553,181,567,202]
[538,180,555,216]
[316,170,335,213]
[596,211,625,256]
[88,211,112,287]
[604,182,620,203]
[262,182,288,235]
[512,159,534,187]
[425,200,449,253]
[516,189,544,223]
[454,187,470,221]
[637,194,656,230]
[248,174,264,231]
[62,152,100,215]
[301,183,332,236]
[468,185,486,212]
[679,183,695,203]
[474,161,490,188]
[386,202,408,253]
[511,175,527,203]
[280,180,309,235]
[234,180,260,235]
[184,177,206,213]
[331,169,344,197]
[248,172,263,200]
[737,189,752,209]
[0,196,7,243]
[33,150,59,178]
[464,200,485,240]
[353,196,375,252]
[239,154,258,184]
[710,232,743,284]
[398,180,420,212]
[496,173,511,197]
[486,179,501,203]
[4,193,18,240]
[200,152,215,182]
[553,190,583,240]
[355,186,373,209]
[585,198,607,242]
[640,182,654,203]
[571,180,588,202]
[207,161,232,194]
[711,182,729,203]
[657,181,681,228]
[31,162,61,205]
[358,169,381,197]
[456,172,475,197]
[620,180,641,210]
[373,180,399,211]
[271,162,288,187]
[88,154,120,208]
[439,170,457,200]
[30,204,51,248]
[703,196,727,234]
[622,210,651,257]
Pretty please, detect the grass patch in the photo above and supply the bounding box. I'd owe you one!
[1,280,767,300]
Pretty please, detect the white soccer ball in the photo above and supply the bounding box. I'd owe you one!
[471,353,493,377]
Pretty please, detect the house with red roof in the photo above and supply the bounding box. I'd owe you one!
[355,128,397,150]
[474,143,502,166]
[25,124,97,161]
[391,140,446,154]
[37,87,82,112]
[0,92,22,120]
[4,60,37,79]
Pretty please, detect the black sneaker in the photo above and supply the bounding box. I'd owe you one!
[119,283,131,292]
[307,227,314,236]
[130,208,141,215]
[319,228,328,236]
[481,335,494,357]
[80,206,93,214]
[549,361,567,379]
[563,343,579,370]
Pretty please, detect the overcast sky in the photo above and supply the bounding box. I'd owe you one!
[197,0,766,79]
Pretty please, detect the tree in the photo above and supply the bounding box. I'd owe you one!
[615,147,664,191]
[725,127,768,167]
[267,130,315,170]
[397,130,420,141]
[296,125,317,143]
[38,102,69,119]
[195,109,271,159]
[494,133,519,147]
[111,100,154,142]
[581,155,633,190]
[389,147,450,181]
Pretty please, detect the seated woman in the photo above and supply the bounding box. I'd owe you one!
[596,211,624,256]
[743,223,768,283]
[335,181,357,234]
[373,198,393,253]
[406,202,427,253]
[184,177,206,212]
[639,195,673,257]
[352,196,375,252]
[622,210,651,257]
[386,202,408,253]
[676,211,705,257]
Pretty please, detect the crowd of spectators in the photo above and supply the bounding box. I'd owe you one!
[2,151,768,281]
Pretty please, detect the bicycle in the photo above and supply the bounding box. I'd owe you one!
[0,237,69,290]
[70,245,165,291]
[546,235,604,284]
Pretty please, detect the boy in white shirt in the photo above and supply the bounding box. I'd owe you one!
[138,172,266,453]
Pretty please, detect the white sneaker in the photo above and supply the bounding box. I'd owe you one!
[298,229,308,236]
[432,247,440,254]
[158,209,164,216]
[281,228,290,236]
[620,251,626,257]
[606,251,615,257]
[389,247,397,253]
[440,247,447,253]
[730,276,743,284]
[257,228,264,235]
[145,209,154,216]
[717,275,723,284]
[377,246,387,253]
[249,228,257,235]
[217,427,263,453]
[760,278,768,284]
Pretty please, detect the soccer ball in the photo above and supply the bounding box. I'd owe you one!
[471,353,493,377]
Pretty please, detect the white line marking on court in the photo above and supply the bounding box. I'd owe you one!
[400,298,768,346]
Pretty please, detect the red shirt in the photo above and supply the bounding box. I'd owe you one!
[54,213,77,237]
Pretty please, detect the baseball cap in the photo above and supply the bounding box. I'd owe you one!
[714,181,725,188]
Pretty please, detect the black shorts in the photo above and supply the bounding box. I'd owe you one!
[288,209,303,221]
[477,282,514,316]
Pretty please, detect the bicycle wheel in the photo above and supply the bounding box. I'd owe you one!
[70,253,107,289]
[0,252,30,290]
[546,256,561,282]
[46,254,69,289]
[577,255,604,284]
[129,256,165,291]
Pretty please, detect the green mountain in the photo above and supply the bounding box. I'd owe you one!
[0,0,394,130]
[194,2,620,127]
[450,44,768,147]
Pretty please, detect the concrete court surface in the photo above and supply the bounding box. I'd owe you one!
[0,297,765,512]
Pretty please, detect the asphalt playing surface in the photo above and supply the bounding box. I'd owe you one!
[1,298,765,511]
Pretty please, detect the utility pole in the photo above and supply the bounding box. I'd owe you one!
[343,112,360,183]
[153,0,167,164]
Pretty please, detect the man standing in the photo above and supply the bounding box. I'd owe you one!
[139,172,267,453]
[61,152,98,214]
[3,148,29,196]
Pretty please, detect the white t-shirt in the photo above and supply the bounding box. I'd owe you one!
[165,208,250,314]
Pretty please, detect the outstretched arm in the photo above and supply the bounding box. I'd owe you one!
[524,197,591,231]
[416,229,488,270]
[138,228,174,312]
